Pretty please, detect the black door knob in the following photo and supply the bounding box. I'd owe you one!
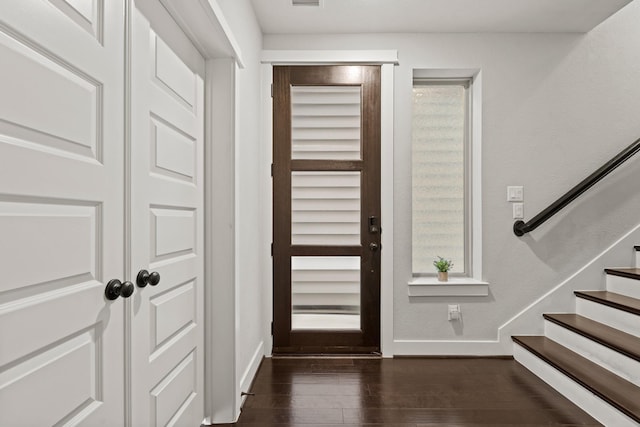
[136,269,161,287]
[105,279,135,300]
[148,271,160,286]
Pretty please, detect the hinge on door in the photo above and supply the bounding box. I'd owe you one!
[271,164,274,177]
[271,242,273,256]
[271,321,273,335]
[270,84,273,98]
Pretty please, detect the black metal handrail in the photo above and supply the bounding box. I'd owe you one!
[514,137,640,236]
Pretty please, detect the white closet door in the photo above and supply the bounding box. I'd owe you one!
[130,2,205,426]
[0,1,125,426]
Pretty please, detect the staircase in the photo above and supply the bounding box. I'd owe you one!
[512,247,640,426]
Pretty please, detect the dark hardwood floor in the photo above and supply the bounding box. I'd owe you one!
[219,357,602,426]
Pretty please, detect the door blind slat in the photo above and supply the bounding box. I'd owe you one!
[291,86,361,160]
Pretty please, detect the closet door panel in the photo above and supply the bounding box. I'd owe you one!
[0,1,125,426]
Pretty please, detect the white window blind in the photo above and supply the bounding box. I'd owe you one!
[291,86,361,160]
[291,256,360,330]
[291,171,361,246]
[412,81,469,274]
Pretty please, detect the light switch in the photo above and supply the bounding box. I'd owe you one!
[507,186,524,202]
[513,203,524,219]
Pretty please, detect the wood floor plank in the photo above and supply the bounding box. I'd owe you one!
[233,357,601,426]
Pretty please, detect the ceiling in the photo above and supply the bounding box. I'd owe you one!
[250,0,633,34]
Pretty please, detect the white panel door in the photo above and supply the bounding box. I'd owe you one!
[0,1,125,426]
[130,2,205,426]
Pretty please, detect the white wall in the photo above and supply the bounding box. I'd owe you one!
[214,0,265,397]
[263,1,640,351]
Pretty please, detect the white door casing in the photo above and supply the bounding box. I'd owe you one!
[0,1,125,426]
[130,2,205,426]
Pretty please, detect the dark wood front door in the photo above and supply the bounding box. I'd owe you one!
[272,65,381,354]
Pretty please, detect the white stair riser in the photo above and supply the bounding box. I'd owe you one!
[576,298,640,339]
[607,275,640,299]
[544,321,640,387]
[514,343,640,427]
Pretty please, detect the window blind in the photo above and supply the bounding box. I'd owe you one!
[291,171,361,246]
[412,83,467,274]
[291,86,361,160]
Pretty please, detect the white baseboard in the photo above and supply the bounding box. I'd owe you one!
[237,341,264,415]
[393,339,507,356]
[392,224,640,357]
[497,223,640,345]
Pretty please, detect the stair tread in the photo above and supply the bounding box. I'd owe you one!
[605,267,640,280]
[512,335,640,422]
[544,313,640,361]
[576,290,640,316]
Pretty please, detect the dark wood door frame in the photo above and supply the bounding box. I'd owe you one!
[272,65,381,354]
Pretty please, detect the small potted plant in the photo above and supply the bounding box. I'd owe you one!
[433,256,453,282]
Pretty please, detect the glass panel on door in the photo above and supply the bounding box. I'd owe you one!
[291,86,362,160]
[291,256,361,330]
[291,171,361,246]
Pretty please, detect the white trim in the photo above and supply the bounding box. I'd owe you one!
[399,221,640,356]
[497,222,640,342]
[260,51,396,357]
[410,68,483,281]
[470,71,483,280]
[380,63,395,357]
[394,339,502,356]
[204,58,238,424]
[238,341,265,410]
[261,49,398,65]
[407,278,489,297]
[160,0,245,67]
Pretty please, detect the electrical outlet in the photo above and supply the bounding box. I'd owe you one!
[507,186,524,202]
[448,304,461,321]
[513,203,524,219]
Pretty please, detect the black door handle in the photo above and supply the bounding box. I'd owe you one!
[136,269,161,288]
[105,279,135,300]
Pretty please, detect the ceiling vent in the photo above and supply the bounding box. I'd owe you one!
[292,0,321,6]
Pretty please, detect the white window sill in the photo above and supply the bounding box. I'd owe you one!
[407,277,489,297]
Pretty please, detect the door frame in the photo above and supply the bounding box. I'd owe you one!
[124,0,243,424]
[272,65,382,354]
[260,51,398,357]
